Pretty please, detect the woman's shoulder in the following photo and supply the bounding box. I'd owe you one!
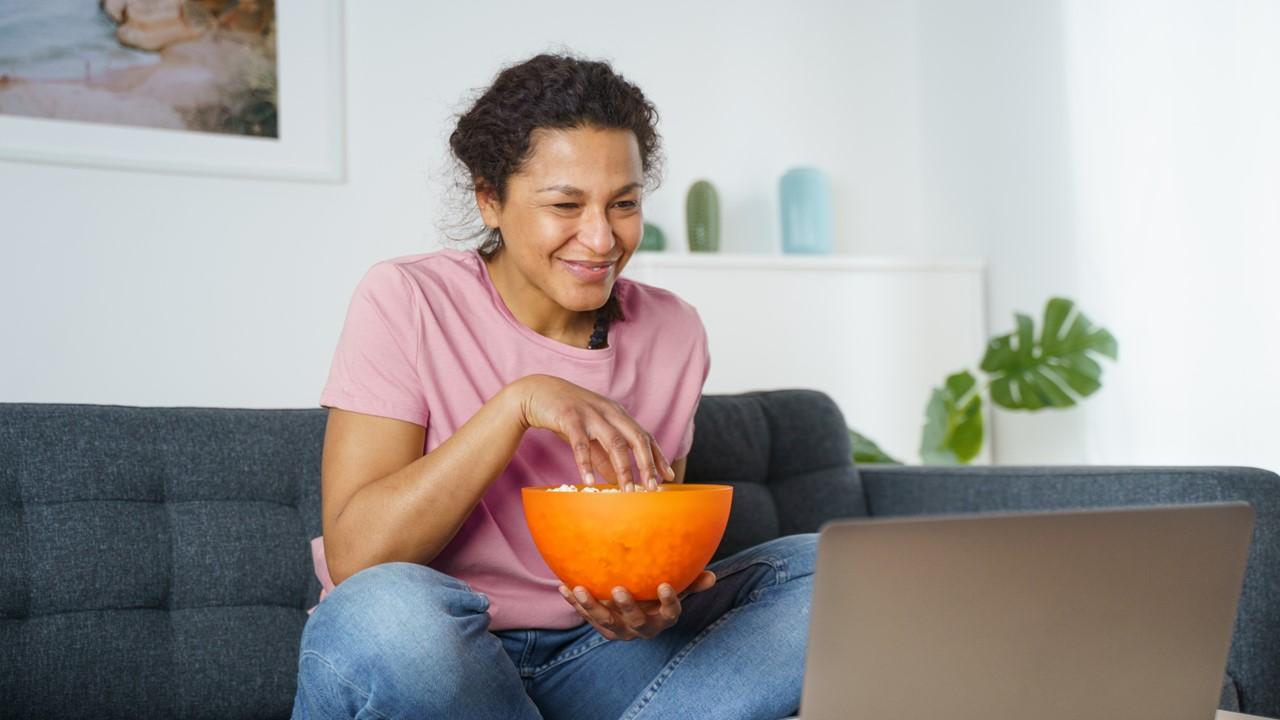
[615,277,705,337]
[357,248,483,298]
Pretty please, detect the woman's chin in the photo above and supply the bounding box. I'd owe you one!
[558,285,613,312]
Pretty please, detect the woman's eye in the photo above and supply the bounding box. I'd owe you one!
[554,203,579,210]
[613,201,639,210]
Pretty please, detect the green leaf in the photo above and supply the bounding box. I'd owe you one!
[848,428,903,465]
[980,297,1119,411]
[920,370,985,464]
[945,369,976,398]
[921,389,957,464]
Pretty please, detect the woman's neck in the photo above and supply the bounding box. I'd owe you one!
[482,252,596,346]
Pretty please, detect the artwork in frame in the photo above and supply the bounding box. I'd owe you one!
[0,0,345,182]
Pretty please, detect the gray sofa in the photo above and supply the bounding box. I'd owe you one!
[1,390,1276,719]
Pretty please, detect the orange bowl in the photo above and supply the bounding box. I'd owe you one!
[522,484,733,601]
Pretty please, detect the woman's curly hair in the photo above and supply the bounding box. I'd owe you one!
[447,52,664,258]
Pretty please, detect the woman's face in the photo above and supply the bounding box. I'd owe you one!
[479,126,644,326]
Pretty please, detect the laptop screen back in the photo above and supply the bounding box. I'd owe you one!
[799,503,1253,720]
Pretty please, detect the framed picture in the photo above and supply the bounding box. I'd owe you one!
[0,0,345,182]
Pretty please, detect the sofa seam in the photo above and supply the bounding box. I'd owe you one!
[164,469,176,712]
[15,603,310,619]
[19,497,300,508]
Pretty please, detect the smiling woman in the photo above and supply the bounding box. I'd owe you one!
[448,53,664,339]
[293,52,816,720]
[475,126,643,347]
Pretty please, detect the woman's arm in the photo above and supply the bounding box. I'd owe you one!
[320,381,528,586]
[321,374,676,586]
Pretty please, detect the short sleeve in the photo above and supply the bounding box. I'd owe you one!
[319,262,430,427]
[671,311,711,460]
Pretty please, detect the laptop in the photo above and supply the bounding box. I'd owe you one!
[795,502,1254,720]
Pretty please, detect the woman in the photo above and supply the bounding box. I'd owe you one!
[294,53,816,720]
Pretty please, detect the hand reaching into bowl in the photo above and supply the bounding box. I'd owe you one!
[517,374,675,491]
[558,571,717,641]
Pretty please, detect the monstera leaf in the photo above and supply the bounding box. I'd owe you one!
[920,370,984,464]
[981,297,1118,410]
[849,428,903,465]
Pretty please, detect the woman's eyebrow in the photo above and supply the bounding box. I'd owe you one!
[535,182,643,196]
[610,182,643,197]
[536,184,584,195]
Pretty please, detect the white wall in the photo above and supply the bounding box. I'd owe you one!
[2,0,1276,474]
[1063,0,1280,473]
[906,0,1279,474]
[0,0,925,408]
[913,0,1088,464]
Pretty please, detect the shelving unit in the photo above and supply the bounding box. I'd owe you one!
[625,252,988,464]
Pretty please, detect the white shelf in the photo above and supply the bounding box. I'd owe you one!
[626,252,986,274]
[623,254,989,464]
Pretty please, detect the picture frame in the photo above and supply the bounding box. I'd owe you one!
[0,0,346,183]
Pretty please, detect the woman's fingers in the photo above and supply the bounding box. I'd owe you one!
[650,439,675,484]
[560,585,621,639]
[562,414,599,486]
[656,583,681,623]
[610,586,651,634]
[601,427,636,489]
[572,585,623,631]
[588,406,662,491]
[697,570,717,590]
[558,584,681,641]
[621,426,661,491]
[583,416,639,490]
[617,415,662,490]
[683,570,717,597]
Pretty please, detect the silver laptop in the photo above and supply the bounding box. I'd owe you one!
[797,503,1254,720]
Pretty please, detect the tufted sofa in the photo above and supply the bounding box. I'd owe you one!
[1,390,1277,719]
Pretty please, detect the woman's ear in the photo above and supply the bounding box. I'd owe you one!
[475,181,501,229]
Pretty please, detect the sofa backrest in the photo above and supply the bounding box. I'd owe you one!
[0,390,860,719]
[686,389,867,559]
[0,404,326,720]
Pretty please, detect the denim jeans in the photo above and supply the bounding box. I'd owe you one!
[291,533,817,720]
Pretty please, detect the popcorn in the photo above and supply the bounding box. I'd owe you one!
[547,483,628,493]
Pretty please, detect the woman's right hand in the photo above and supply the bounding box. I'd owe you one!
[514,374,675,491]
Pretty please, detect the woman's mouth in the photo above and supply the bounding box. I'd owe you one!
[559,258,615,283]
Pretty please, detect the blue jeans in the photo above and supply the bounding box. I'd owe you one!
[291,533,817,720]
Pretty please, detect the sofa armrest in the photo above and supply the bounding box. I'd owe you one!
[856,464,1280,718]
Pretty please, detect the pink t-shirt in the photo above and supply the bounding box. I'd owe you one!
[312,248,710,630]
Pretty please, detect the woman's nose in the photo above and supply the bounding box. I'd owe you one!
[578,209,615,255]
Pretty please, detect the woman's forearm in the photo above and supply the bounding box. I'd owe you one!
[323,380,531,585]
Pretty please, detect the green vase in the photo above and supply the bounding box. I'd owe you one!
[640,222,666,251]
[686,180,720,252]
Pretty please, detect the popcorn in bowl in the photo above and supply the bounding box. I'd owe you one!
[545,479,629,489]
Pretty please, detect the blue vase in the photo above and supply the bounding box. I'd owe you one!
[779,167,833,254]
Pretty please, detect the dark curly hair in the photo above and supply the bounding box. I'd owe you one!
[448,52,664,260]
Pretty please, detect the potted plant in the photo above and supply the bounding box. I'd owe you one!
[853,297,1118,465]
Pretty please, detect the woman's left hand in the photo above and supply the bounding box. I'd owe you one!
[559,571,717,641]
